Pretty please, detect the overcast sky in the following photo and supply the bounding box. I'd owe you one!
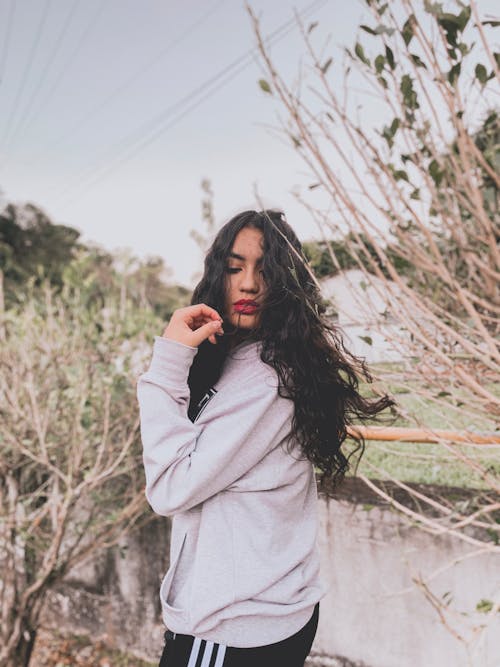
[0,0,496,288]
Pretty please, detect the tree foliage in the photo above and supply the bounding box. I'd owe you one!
[0,277,163,667]
[249,0,499,656]
[0,201,190,318]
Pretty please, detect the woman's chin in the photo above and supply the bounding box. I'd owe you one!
[234,320,259,331]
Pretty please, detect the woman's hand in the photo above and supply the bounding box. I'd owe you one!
[162,304,224,347]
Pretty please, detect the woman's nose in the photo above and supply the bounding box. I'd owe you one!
[239,269,261,291]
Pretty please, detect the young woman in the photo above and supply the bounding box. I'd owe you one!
[137,209,395,667]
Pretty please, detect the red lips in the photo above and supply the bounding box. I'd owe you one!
[233,299,260,314]
[234,299,259,306]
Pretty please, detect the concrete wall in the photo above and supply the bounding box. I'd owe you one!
[42,478,500,667]
[312,480,499,667]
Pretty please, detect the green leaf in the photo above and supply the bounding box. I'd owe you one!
[388,162,408,181]
[476,599,494,613]
[434,7,471,39]
[429,159,444,186]
[410,53,427,68]
[321,57,333,74]
[475,63,488,85]
[437,10,469,49]
[375,24,395,36]
[377,76,388,89]
[359,335,373,345]
[457,42,471,56]
[447,62,461,86]
[424,1,444,16]
[375,54,385,73]
[385,45,395,70]
[258,79,272,94]
[401,74,412,95]
[400,74,419,110]
[383,117,400,142]
[360,24,377,35]
[482,20,500,27]
[360,22,394,36]
[410,188,420,200]
[457,6,471,32]
[354,42,370,66]
[401,15,416,46]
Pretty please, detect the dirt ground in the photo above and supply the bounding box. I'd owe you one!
[30,626,330,666]
[30,626,156,667]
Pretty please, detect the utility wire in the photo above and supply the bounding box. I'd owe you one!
[17,0,226,167]
[0,0,106,170]
[0,0,15,88]
[5,0,80,155]
[55,0,327,208]
[1,0,51,150]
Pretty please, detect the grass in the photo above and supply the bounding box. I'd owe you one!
[342,361,500,490]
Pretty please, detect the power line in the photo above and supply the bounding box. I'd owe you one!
[1,0,106,169]
[16,0,226,166]
[1,0,51,151]
[5,0,80,155]
[0,0,15,88]
[55,0,327,208]
[56,0,326,206]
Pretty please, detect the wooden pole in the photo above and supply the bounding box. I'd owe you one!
[347,425,500,445]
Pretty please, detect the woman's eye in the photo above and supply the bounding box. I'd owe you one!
[225,267,265,276]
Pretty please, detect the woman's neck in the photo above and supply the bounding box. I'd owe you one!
[226,329,257,352]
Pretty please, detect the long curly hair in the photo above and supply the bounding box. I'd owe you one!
[189,209,397,496]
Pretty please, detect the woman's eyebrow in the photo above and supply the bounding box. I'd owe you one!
[228,251,263,264]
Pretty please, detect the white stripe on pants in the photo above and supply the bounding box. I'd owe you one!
[186,636,227,667]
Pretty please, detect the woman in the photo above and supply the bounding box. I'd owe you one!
[137,209,395,666]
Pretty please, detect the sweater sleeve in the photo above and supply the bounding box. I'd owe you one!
[137,336,292,516]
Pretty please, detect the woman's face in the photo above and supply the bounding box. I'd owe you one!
[224,226,266,330]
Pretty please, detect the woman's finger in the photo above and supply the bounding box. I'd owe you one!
[189,319,224,347]
[162,304,224,347]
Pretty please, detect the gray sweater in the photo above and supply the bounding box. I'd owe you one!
[137,335,329,648]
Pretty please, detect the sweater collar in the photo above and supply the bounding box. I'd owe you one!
[227,339,261,360]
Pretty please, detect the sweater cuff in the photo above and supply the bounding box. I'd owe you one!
[147,336,198,383]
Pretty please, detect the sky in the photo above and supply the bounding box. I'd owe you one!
[0,0,497,288]
[0,0,372,287]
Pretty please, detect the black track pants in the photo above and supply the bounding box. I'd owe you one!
[158,602,319,667]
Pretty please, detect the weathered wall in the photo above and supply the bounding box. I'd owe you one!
[42,478,499,667]
[312,480,499,667]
